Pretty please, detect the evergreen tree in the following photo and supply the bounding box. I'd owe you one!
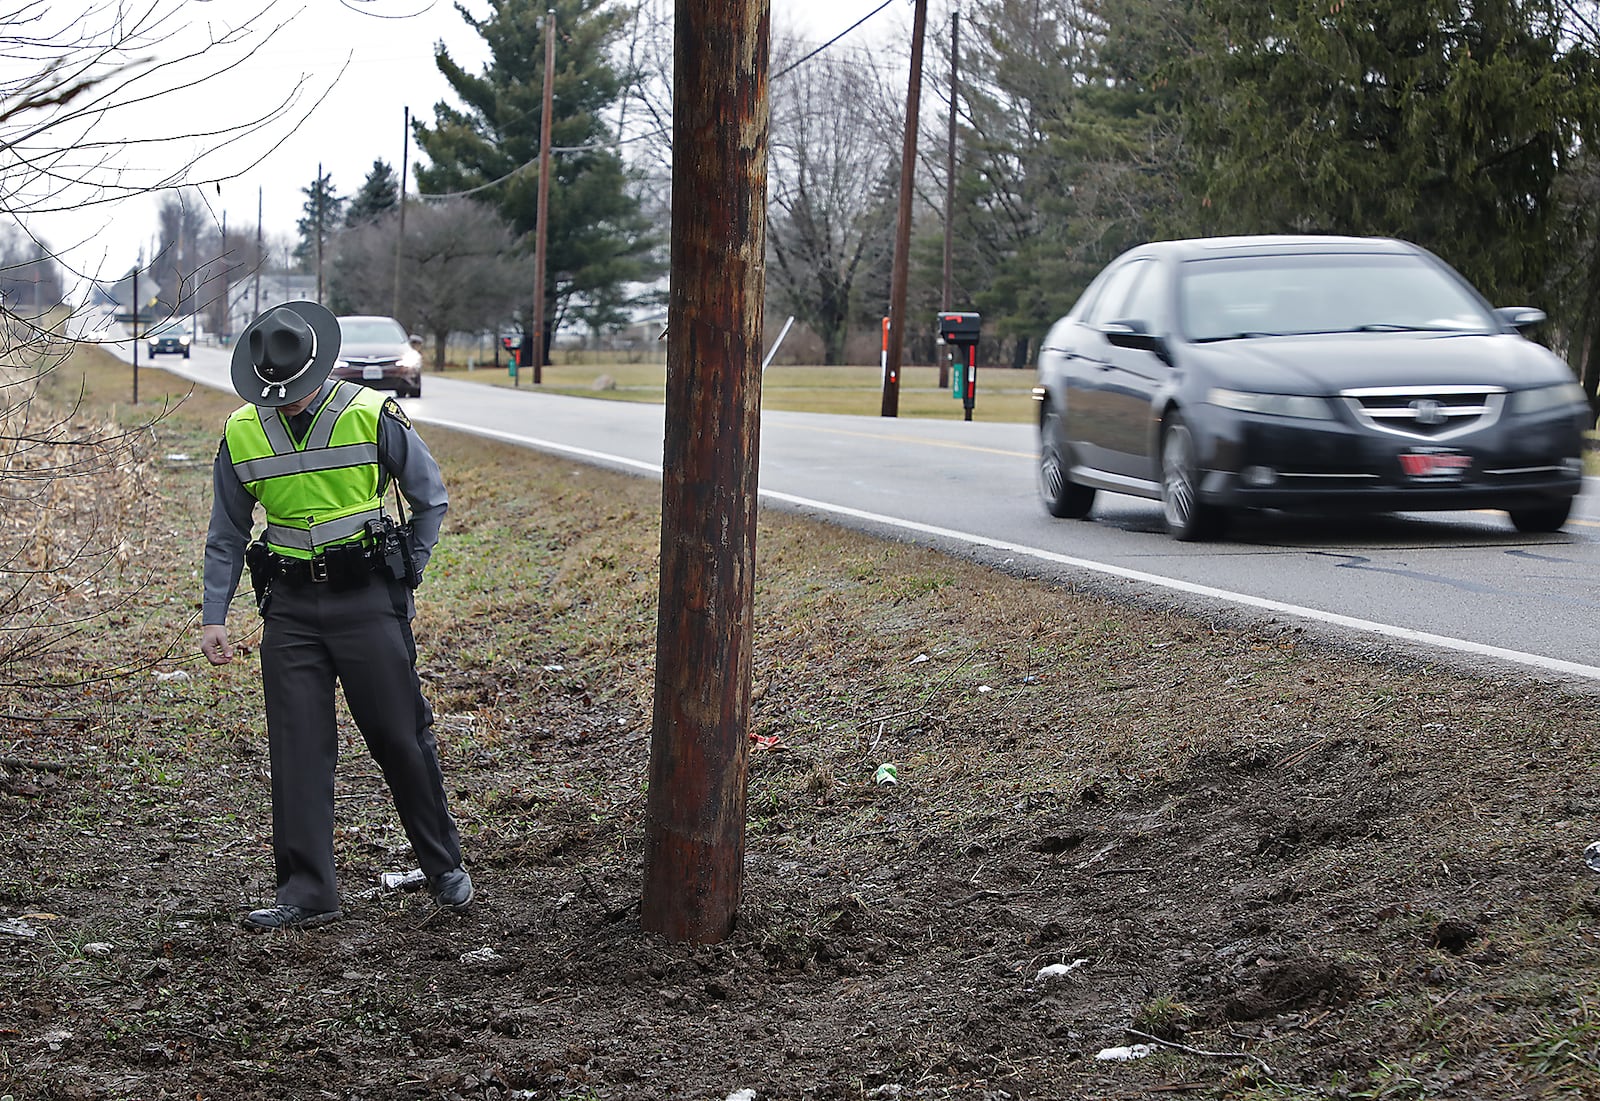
[345,160,400,227]
[294,169,344,271]
[952,0,1189,350]
[1173,0,1598,308]
[412,0,661,344]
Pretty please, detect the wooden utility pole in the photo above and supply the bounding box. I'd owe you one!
[131,256,141,405]
[881,0,929,418]
[394,106,410,323]
[531,8,556,385]
[315,161,324,304]
[253,187,262,321]
[640,0,770,944]
[940,7,959,390]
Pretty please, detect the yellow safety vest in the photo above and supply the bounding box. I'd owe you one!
[224,382,389,560]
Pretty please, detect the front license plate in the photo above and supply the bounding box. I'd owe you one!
[1398,451,1471,479]
[362,365,384,380]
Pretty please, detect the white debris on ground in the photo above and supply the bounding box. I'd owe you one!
[1034,958,1090,983]
[1095,1043,1155,1062]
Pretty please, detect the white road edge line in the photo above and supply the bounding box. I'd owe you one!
[418,415,1600,684]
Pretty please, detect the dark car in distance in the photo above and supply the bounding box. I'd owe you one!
[1034,235,1590,541]
[147,322,192,358]
[332,315,424,398]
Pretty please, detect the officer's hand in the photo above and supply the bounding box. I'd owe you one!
[201,624,235,666]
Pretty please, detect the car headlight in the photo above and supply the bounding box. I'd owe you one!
[179,336,191,346]
[1509,381,1588,415]
[334,359,350,370]
[399,349,421,370]
[1207,388,1334,419]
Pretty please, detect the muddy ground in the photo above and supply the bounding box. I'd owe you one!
[2,360,1599,1100]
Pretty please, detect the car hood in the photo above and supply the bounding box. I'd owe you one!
[338,340,410,360]
[1182,330,1571,393]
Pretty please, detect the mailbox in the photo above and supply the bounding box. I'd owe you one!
[936,311,981,421]
[937,311,981,345]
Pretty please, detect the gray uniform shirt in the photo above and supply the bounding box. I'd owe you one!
[202,381,449,625]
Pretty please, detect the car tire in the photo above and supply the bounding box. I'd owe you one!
[1161,413,1227,541]
[410,382,422,398]
[1508,499,1572,533]
[1038,407,1095,519]
[183,349,190,359]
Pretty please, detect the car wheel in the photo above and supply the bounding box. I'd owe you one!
[1038,407,1095,519]
[1508,499,1572,533]
[410,382,422,398]
[183,349,190,359]
[1160,413,1227,541]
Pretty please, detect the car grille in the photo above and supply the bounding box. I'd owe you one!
[343,357,401,369]
[1339,385,1505,441]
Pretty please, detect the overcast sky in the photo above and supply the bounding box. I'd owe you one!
[17,0,907,305]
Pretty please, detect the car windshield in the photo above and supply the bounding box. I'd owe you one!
[152,323,189,336]
[339,318,407,344]
[1179,252,1497,342]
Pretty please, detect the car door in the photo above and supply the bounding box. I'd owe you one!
[1062,258,1151,477]
[1068,257,1167,480]
[1095,258,1172,480]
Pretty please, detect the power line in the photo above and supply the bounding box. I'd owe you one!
[774,0,897,80]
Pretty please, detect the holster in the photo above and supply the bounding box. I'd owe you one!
[244,539,271,610]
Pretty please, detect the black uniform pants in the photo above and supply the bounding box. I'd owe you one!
[259,573,461,911]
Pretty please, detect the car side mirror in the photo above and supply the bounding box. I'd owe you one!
[1102,319,1167,356]
[409,334,424,348]
[1495,306,1545,332]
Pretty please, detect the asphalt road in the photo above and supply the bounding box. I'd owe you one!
[110,337,1600,685]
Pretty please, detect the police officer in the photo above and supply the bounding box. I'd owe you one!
[200,301,472,930]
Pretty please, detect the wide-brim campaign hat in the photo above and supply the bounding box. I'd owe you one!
[230,301,342,408]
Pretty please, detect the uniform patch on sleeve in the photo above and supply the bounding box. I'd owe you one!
[383,399,413,430]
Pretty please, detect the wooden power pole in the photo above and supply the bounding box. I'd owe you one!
[881,0,930,418]
[394,106,410,324]
[640,0,770,944]
[531,7,556,385]
[940,7,959,391]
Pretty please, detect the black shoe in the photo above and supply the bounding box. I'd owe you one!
[430,865,474,911]
[242,905,342,931]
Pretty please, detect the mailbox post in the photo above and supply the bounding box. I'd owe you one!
[937,311,980,421]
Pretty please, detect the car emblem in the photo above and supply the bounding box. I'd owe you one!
[1409,398,1447,426]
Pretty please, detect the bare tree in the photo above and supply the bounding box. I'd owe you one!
[0,0,335,695]
[765,42,903,365]
[0,0,335,351]
[330,198,531,370]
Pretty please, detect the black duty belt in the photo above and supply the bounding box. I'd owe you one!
[266,544,380,589]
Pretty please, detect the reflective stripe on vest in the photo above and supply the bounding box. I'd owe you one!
[225,381,389,560]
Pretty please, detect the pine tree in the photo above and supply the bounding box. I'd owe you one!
[1173,0,1598,307]
[412,0,660,342]
[294,169,344,272]
[345,160,400,228]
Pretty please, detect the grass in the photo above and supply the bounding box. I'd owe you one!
[434,359,1041,423]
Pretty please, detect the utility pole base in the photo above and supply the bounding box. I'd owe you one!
[641,828,743,943]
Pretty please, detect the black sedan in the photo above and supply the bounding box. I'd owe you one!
[1034,235,1590,541]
